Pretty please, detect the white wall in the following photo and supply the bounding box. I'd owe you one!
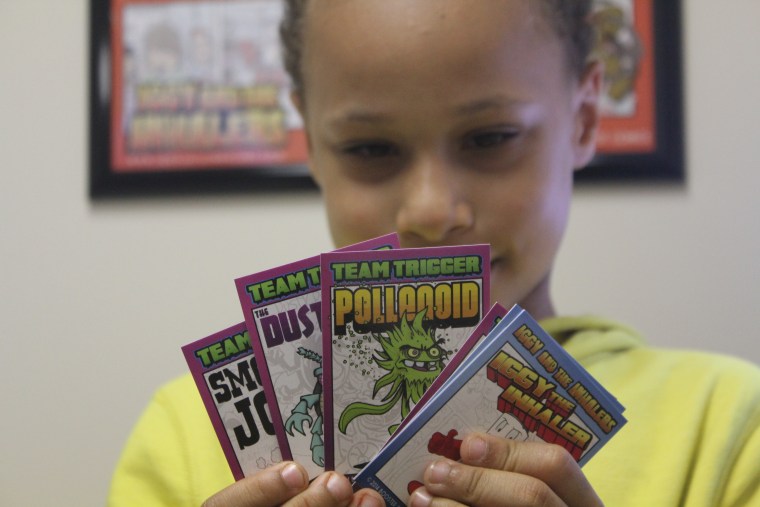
[1,1,758,505]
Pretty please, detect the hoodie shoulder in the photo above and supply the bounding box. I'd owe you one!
[539,315,644,365]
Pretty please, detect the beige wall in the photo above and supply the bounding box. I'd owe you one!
[1,0,758,505]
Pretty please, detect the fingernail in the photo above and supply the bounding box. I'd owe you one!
[325,472,352,502]
[465,435,488,463]
[281,463,306,490]
[357,492,383,507]
[428,460,451,484]
[409,487,433,507]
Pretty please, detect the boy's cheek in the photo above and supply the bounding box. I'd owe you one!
[327,203,395,248]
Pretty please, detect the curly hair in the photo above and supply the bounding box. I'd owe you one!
[280,0,594,96]
[537,0,595,78]
[279,0,308,96]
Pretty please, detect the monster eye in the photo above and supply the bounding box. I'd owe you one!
[405,347,421,359]
[428,347,441,358]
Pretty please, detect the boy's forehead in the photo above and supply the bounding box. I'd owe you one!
[307,2,553,63]
[302,0,568,110]
[305,0,550,53]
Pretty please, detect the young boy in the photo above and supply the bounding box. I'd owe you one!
[108,1,760,506]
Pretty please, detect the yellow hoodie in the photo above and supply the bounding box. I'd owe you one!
[109,316,760,506]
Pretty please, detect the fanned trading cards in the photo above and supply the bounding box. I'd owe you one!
[321,245,491,475]
[234,234,399,479]
[182,322,281,481]
[354,307,627,507]
[183,236,625,493]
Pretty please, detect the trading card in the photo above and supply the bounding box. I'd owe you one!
[234,234,399,478]
[354,308,627,506]
[321,245,490,474]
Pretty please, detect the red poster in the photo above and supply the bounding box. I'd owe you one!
[593,0,657,154]
[110,0,307,173]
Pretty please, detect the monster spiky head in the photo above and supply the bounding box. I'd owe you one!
[338,308,451,435]
[373,308,448,404]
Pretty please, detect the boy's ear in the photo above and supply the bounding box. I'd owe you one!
[290,91,322,187]
[572,60,603,171]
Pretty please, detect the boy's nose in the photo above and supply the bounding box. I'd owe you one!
[395,155,473,244]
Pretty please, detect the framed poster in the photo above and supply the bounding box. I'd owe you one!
[89,0,314,197]
[577,0,684,183]
[90,0,684,197]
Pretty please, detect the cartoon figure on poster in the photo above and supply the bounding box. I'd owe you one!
[142,22,184,82]
[591,0,642,117]
[187,25,216,83]
[114,0,306,171]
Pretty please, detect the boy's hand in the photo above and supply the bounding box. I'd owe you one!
[408,433,603,507]
[202,461,385,507]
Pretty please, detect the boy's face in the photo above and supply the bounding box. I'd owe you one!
[297,0,599,318]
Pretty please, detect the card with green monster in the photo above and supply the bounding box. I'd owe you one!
[320,245,490,475]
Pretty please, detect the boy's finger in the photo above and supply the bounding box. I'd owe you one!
[351,487,387,507]
[457,434,602,507]
[283,471,354,507]
[202,461,308,507]
[420,459,565,507]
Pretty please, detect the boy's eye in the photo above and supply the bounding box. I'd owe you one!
[464,130,518,149]
[342,142,397,159]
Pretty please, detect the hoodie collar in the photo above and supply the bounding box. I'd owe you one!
[538,315,644,366]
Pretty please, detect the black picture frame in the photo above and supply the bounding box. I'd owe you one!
[577,0,684,184]
[90,0,684,198]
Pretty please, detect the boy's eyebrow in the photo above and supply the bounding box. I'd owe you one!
[326,111,391,126]
[453,97,528,115]
[325,97,529,127]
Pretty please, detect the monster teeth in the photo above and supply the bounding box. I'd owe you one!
[404,360,435,371]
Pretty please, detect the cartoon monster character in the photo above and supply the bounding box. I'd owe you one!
[338,309,448,435]
[284,347,324,467]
